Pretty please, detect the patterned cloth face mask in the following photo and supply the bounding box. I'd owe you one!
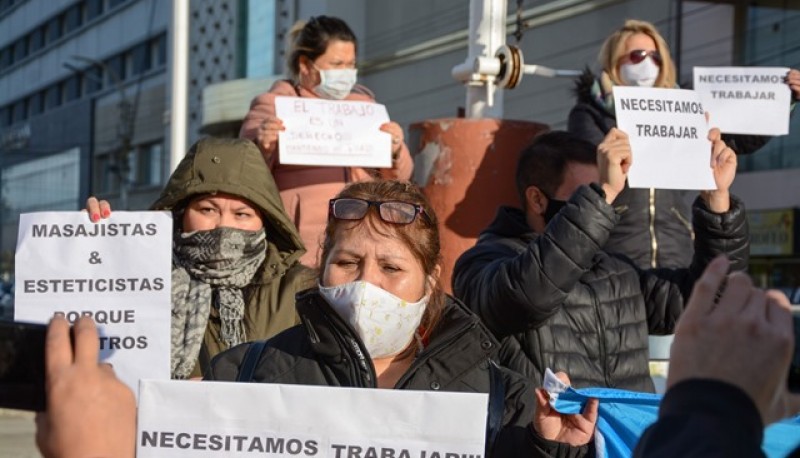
[319,280,428,359]
[314,68,358,100]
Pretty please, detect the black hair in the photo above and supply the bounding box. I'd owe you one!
[515,131,597,208]
[287,16,357,80]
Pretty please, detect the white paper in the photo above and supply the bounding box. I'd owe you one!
[137,380,488,458]
[275,96,392,168]
[694,66,791,136]
[613,86,715,190]
[14,212,173,394]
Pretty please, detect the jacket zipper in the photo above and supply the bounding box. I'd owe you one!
[670,207,695,240]
[587,283,611,387]
[649,188,658,268]
[394,322,477,389]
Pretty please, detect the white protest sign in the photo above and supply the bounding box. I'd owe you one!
[694,66,791,136]
[613,86,715,190]
[15,212,172,393]
[137,380,488,458]
[275,96,392,168]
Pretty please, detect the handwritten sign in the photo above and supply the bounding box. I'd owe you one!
[14,212,172,393]
[614,86,715,190]
[694,66,791,136]
[275,96,392,168]
[137,380,488,458]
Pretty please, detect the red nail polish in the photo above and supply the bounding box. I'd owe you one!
[102,209,110,217]
[91,213,100,222]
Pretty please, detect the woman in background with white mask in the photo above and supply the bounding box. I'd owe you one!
[239,16,412,268]
[567,19,797,269]
[207,180,599,458]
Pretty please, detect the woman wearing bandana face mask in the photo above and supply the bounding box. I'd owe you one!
[239,16,413,268]
[208,180,599,458]
[86,138,314,380]
[567,19,796,270]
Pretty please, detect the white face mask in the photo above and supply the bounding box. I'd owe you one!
[314,68,358,100]
[620,58,660,87]
[318,281,428,359]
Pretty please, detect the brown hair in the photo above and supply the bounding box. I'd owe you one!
[319,180,445,359]
[286,15,357,81]
[598,19,676,88]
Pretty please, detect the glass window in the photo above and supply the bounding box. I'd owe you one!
[108,0,127,9]
[11,100,27,123]
[27,93,44,116]
[63,5,82,34]
[93,153,120,194]
[132,41,151,74]
[45,85,62,109]
[131,143,164,187]
[2,148,81,222]
[86,0,103,20]
[105,55,125,86]
[0,107,11,127]
[156,34,166,66]
[12,38,27,62]
[28,28,44,53]
[85,65,103,93]
[46,16,62,43]
[63,75,81,102]
[0,47,10,69]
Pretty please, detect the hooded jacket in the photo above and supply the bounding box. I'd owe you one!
[567,70,767,269]
[239,80,413,266]
[152,137,315,377]
[452,184,749,393]
[206,290,590,458]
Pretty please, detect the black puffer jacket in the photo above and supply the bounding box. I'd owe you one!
[206,290,589,458]
[567,70,767,269]
[452,184,749,393]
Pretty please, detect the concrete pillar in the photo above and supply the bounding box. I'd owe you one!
[410,118,548,293]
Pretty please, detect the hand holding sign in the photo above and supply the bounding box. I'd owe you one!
[36,317,136,458]
[788,69,800,101]
[703,128,736,213]
[597,128,632,204]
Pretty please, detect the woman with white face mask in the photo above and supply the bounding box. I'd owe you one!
[567,19,795,270]
[207,180,599,458]
[239,16,413,268]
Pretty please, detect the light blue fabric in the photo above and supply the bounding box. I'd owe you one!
[550,384,800,458]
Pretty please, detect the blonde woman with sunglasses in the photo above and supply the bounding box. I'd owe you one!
[568,19,799,270]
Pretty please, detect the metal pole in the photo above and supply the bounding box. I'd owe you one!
[464,0,507,119]
[169,0,189,173]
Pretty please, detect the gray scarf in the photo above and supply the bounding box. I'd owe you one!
[170,227,266,379]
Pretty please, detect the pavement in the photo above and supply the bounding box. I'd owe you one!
[0,409,40,458]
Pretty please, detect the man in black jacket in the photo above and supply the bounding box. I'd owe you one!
[633,256,800,457]
[452,128,749,392]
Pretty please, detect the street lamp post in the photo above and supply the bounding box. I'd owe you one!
[65,55,134,209]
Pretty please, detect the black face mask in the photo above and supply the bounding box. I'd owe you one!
[543,196,568,224]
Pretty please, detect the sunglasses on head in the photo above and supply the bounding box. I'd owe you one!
[329,198,431,225]
[627,49,662,66]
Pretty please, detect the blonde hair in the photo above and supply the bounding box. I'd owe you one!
[598,19,676,88]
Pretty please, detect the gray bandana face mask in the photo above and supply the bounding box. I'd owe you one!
[170,226,267,379]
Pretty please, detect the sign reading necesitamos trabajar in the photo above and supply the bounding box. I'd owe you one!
[694,66,791,136]
[613,86,715,190]
[275,96,392,168]
[15,211,172,393]
[137,380,487,458]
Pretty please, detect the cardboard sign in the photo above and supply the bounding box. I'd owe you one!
[694,66,791,136]
[15,211,172,393]
[137,380,488,458]
[613,86,715,190]
[275,96,392,168]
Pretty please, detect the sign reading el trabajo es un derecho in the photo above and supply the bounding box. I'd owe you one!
[275,96,393,168]
[14,211,173,393]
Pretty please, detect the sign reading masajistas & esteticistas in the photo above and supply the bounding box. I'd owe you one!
[15,211,172,394]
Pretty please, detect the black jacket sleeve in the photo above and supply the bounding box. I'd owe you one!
[633,379,766,458]
[453,185,616,340]
[639,195,749,334]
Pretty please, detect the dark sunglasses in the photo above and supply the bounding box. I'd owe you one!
[627,49,662,66]
[329,198,431,225]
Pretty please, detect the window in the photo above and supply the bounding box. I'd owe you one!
[93,153,120,194]
[27,93,44,116]
[63,75,81,102]
[11,100,27,123]
[132,42,151,75]
[12,38,27,62]
[105,55,125,86]
[0,107,11,127]
[28,28,44,53]
[109,0,128,9]
[46,16,62,43]
[63,5,83,35]
[2,148,81,221]
[131,143,164,187]
[156,34,167,66]
[45,85,62,109]
[0,47,10,69]
[86,0,104,20]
